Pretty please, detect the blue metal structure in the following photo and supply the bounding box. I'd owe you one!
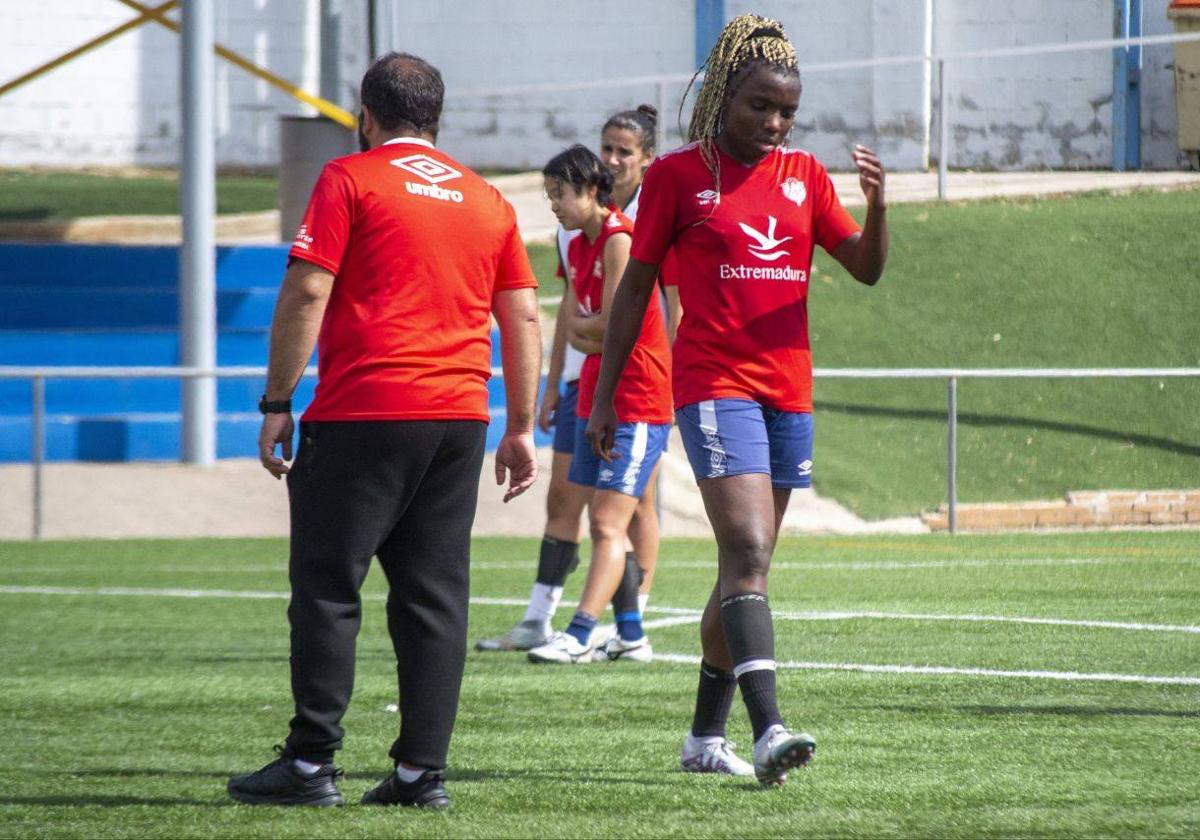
[695,0,725,70]
[1112,0,1143,171]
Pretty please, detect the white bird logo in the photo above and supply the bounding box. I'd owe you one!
[738,216,792,262]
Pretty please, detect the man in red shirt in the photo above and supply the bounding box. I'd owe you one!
[227,52,541,810]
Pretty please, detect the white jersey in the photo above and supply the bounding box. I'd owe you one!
[557,184,644,385]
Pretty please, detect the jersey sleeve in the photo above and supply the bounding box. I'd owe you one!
[494,222,538,292]
[810,161,861,254]
[288,161,354,274]
[658,249,679,287]
[629,158,678,266]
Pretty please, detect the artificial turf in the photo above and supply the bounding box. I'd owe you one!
[0,532,1196,838]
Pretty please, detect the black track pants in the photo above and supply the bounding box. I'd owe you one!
[282,419,485,769]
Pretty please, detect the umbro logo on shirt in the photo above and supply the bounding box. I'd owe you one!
[391,153,462,184]
[695,189,719,206]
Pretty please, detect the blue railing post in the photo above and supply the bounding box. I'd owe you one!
[32,376,45,541]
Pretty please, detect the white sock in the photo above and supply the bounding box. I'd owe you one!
[523,583,563,624]
[638,592,650,614]
[292,758,323,775]
[395,763,426,783]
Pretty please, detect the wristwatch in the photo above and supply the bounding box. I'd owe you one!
[258,395,292,414]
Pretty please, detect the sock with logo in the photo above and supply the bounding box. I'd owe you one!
[611,552,644,641]
[565,611,598,647]
[523,537,580,623]
[720,591,784,742]
[690,660,738,738]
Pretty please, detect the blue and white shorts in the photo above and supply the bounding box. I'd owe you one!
[676,398,813,489]
[551,381,580,455]
[568,419,671,498]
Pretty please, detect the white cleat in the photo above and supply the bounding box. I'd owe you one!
[679,733,755,776]
[475,620,551,652]
[526,631,594,664]
[590,623,617,650]
[752,724,816,787]
[592,634,653,662]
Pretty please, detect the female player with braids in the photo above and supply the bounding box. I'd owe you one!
[586,15,889,784]
[477,106,678,656]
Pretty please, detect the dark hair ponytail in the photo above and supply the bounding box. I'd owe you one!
[542,144,615,206]
[602,104,658,155]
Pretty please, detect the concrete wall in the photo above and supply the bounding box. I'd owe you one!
[0,0,1189,171]
[0,0,318,168]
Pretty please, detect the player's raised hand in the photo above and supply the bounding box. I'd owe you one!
[852,144,886,208]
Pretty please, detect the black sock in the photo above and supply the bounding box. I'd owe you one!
[610,552,641,615]
[720,592,784,742]
[691,660,737,738]
[535,536,579,587]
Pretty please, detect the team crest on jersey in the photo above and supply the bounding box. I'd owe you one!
[695,189,719,207]
[390,153,462,184]
[781,178,807,208]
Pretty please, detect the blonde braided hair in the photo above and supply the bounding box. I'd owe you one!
[682,14,799,198]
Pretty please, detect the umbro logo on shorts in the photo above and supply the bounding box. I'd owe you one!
[798,459,813,476]
[390,153,463,184]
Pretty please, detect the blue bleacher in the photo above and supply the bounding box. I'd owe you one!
[0,244,546,462]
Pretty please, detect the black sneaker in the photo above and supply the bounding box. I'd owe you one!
[362,769,450,809]
[227,746,344,806]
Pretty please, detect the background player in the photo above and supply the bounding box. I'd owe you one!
[527,144,673,664]
[585,15,889,782]
[476,106,673,654]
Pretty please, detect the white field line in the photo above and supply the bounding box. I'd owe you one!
[473,555,1197,573]
[653,653,1200,687]
[4,587,1198,635]
[4,585,1196,687]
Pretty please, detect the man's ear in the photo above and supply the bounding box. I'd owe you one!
[360,105,376,136]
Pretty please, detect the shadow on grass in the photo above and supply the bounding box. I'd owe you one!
[0,208,54,222]
[0,794,229,807]
[814,400,1200,459]
[869,703,1200,719]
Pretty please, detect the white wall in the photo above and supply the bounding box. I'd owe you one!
[0,0,1188,170]
[374,0,695,170]
[0,0,318,168]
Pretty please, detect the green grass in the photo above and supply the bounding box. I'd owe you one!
[805,189,1200,518]
[0,534,1197,838]
[0,170,279,220]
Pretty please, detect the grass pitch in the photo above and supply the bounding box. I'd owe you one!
[0,532,1197,838]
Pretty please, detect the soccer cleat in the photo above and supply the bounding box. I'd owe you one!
[362,769,450,809]
[679,733,755,776]
[527,631,594,664]
[475,619,551,652]
[590,623,617,649]
[227,747,344,806]
[752,724,816,787]
[592,634,653,663]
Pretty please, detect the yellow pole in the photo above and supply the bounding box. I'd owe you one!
[113,0,357,129]
[0,0,180,99]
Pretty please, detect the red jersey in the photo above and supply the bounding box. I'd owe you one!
[570,209,672,423]
[289,138,537,422]
[630,143,860,413]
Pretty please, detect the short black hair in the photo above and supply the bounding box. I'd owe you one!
[360,52,444,134]
[542,144,614,207]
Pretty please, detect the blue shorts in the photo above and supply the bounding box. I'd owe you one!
[676,398,813,489]
[551,381,580,455]
[568,419,670,497]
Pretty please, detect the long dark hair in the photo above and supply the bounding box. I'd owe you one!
[542,144,615,207]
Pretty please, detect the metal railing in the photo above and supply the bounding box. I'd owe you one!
[446,30,1200,199]
[3,365,1197,540]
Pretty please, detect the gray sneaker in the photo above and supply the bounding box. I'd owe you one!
[475,619,550,652]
